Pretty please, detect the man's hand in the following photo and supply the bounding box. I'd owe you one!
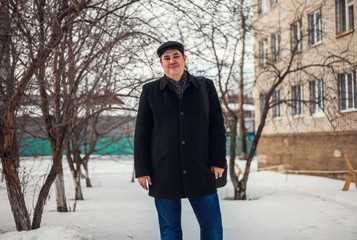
[138,176,152,190]
[211,166,225,179]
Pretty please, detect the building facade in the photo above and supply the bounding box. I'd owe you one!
[254,0,357,178]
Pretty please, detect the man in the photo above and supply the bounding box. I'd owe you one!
[134,41,226,240]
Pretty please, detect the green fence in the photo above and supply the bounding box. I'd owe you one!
[226,134,255,156]
[20,138,52,156]
[91,137,133,155]
[19,135,254,157]
[19,137,134,157]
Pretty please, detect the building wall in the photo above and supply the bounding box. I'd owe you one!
[253,0,357,176]
[257,131,357,179]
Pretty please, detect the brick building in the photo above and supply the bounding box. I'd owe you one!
[253,0,357,178]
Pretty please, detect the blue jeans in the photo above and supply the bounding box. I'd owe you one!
[154,193,223,240]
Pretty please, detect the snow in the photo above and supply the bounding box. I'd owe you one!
[1,156,357,240]
[0,226,93,240]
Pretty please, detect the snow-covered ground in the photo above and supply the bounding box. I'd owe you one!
[0,156,356,240]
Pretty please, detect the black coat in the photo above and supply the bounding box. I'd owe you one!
[134,72,226,199]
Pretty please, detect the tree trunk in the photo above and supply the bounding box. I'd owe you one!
[1,154,31,231]
[131,165,135,183]
[238,97,247,160]
[32,147,64,229]
[55,160,68,212]
[65,140,76,175]
[74,170,84,200]
[236,2,249,200]
[238,102,247,160]
[0,125,30,230]
[82,160,92,188]
[228,118,240,200]
[73,150,84,200]
[65,140,84,199]
[237,178,247,200]
[238,1,248,161]
[73,139,85,199]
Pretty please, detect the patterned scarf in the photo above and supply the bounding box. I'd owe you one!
[166,71,188,99]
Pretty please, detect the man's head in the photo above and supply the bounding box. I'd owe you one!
[157,41,186,81]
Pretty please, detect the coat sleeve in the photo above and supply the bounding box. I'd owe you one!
[207,79,227,168]
[134,85,153,177]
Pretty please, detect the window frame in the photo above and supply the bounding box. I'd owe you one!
[272,32,281,62]
[336,0,354,35]
[271,0,279,7]
[273,90,282,118]
[291,20,303,53]
[308,9,323,46]
[309,79,324,117]
[292,84,304,117]
[339,71,357,112]
[260,93,269,118]
[259,39,268,66]
[258,0,267,14]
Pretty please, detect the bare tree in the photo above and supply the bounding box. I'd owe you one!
[35,0,154,211]
[0,0,97,230]
[65,107,136,200]
[0,0,147,230]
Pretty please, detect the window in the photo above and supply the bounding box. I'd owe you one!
[337,0,354,34]
[258,0,267,14]
[291,20,303,52]
[259,39,268,66]
[260,93,268,116]
[339,71,357,112]
[272,32,281,62]
[271,0,279,7]
[292,84,303,116]
[308,9,322,46]
[309,79,324,115]
[273,90,282,118]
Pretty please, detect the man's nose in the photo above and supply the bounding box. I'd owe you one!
[169,58,176,64]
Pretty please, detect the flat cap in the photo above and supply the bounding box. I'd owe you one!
[157,41,184,58]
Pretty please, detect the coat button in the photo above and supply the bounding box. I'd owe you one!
[183,170,187,174]
[181,140,185,144]
[180,112,184,116]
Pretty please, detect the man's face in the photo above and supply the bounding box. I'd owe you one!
[160,49,186,81]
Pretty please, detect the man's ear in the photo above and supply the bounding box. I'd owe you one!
[183,54,186,62]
